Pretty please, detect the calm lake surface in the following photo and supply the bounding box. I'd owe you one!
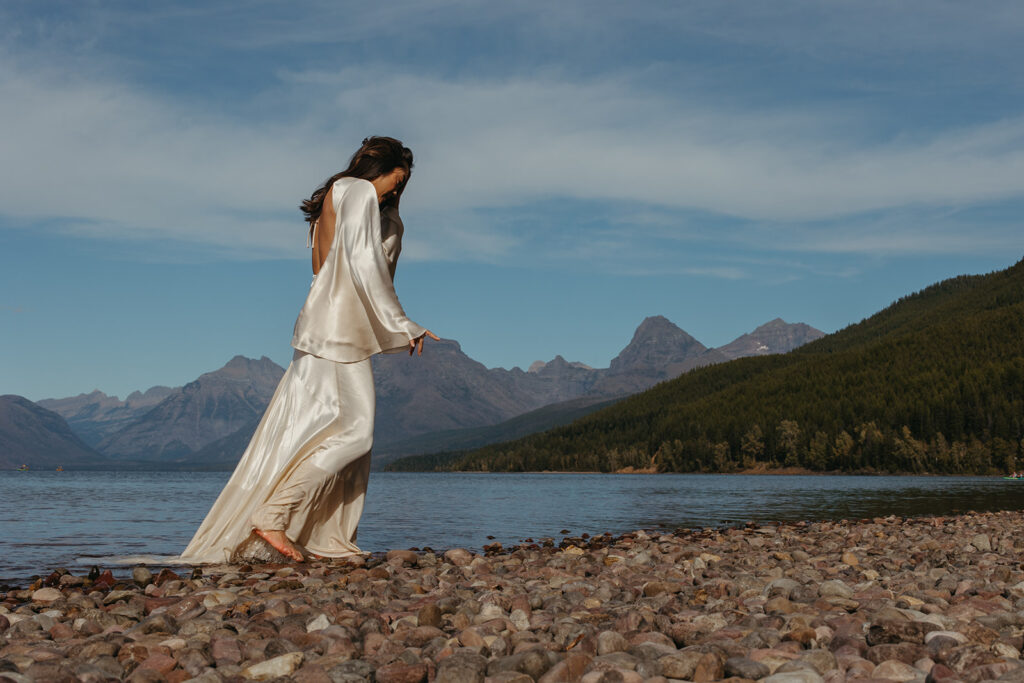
[2,471,1023,584]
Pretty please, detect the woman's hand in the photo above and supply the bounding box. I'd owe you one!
[410,330,441,356]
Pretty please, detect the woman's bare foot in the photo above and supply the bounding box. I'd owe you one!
[253,529,304,562]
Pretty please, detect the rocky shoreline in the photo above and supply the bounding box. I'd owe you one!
[4,511,1024,682]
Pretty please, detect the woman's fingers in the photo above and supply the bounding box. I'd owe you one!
[409,330,439,356]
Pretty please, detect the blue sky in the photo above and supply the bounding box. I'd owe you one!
[2,1,1023,401]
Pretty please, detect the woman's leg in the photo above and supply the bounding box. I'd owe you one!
[249,356,374,560]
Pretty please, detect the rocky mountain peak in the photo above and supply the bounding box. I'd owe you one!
[124,385,174,407]
[608,316,706,375]
[96,356,286,459]
[527,357,594,374]
[215,355,280,379]
[0,395,106,468]
[716,319,826,360]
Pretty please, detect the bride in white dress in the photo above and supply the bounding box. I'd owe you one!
[181,136,438,563]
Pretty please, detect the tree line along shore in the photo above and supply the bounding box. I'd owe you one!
[388,259,1024,475]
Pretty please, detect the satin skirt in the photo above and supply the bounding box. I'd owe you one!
[180,349,374,564]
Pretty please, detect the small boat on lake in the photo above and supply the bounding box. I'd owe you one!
[16,464,29,471]
[56,466,64,472]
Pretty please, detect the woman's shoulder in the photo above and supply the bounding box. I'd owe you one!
[333,176,376,200]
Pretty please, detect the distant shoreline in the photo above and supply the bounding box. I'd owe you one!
[380,467,1003,477]
[6,467,1008,477]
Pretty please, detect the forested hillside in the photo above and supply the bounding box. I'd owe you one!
[389,259,1024,474]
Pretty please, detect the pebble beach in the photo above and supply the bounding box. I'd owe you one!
[3,511,1024,683]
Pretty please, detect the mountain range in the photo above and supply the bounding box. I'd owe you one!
[0,395,107,469]
[393,259,1024,475]
[4,316,822,469]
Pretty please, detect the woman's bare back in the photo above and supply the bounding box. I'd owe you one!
[312,186,336,274]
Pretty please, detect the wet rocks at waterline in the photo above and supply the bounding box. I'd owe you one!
[2,510,1024,681]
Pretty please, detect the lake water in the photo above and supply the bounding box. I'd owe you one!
[2,471,1023,585]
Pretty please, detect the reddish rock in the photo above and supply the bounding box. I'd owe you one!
[445,548,474,566]
[386,549,419,565]
[90,569,115,589]
[407,625,446,647]
[138,652,177,675]
[211,635,243,665]
[375,660,428,683]
[784,628,818,647]
[944,644,999,673]
[866,642,927,665]
[153,568,180,586]
[418,602,443,628]
[49,622,75,640]
[459,626,487,648]
[927,662,959,682]
[538,652,592,682]
[867,620,939,645]
[143,596,179,615]
[693,651,726,682]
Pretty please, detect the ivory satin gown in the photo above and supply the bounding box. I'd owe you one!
[180,177,425,563]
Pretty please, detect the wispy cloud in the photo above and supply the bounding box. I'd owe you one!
[2,2,1024,269]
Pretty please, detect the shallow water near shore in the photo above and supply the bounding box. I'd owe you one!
[2,470,1023,583]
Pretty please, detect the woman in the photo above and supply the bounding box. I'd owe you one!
[181,136,438,563]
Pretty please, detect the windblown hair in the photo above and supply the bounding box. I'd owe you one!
[300,136,414,230]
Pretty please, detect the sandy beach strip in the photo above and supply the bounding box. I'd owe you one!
[3,510,1024,682]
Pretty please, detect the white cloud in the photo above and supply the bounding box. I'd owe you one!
[2,45,1024,265]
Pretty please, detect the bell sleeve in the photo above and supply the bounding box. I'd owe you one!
[380,206,404,281]
[339,181,426,350]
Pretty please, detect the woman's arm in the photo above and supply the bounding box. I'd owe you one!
[339,180,428,344]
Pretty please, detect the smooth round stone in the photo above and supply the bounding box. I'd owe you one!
[444,548,474,567]
[200,590,236,607]
[924,630,968,645]
[762,670,826,683]
[819,580,854,599]
[132,567,154,587]
[305,613,331,632]
[31,588,62,603]
[726,656,771,680]
[240,651,304,679]
[873,659,923,681]
[597,630,628,656]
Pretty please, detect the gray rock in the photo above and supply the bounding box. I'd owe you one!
[597,630,628,655]
[818,580,854,599]
[437,649,489,683]
[658,651,703,679]
[763,670,826,683]
[444,548,474,567]
[132,613,178,635]
[798,650,838,675]
[327,659,374,682]
[31,587,63,603]
[181,672,224,683]
[971,534,992,551]
[725,656,771,680]
[767,578,801,598]
[132,566,153,587]
[240,651,304,680]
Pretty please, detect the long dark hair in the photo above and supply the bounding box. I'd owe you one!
[300,136,414,231]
